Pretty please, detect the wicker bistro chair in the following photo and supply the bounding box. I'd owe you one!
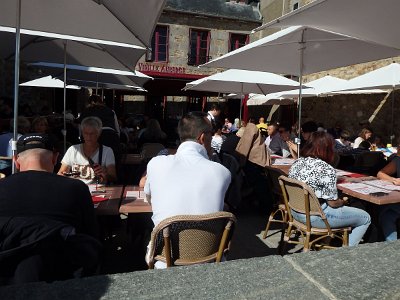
[262,167,288,240]
[147,212,236,269]
[278,176,350,252]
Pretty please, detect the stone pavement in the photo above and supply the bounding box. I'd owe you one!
[1,240,400,299]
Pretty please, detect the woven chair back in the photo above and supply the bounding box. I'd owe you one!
[279,176,326,217]
[149,212,236,267]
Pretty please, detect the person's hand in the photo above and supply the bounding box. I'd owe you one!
[286,140,297,151]
[92,164,107,182]
[392,178,400,185]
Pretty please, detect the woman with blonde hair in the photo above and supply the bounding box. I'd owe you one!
[58,116,117,183]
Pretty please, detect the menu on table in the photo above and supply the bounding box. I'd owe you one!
[362,179,400,191]
[126,190,148,202]
[272,158,295,165]
[338,182,390,195]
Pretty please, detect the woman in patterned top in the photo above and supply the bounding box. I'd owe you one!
[289,131,371,246]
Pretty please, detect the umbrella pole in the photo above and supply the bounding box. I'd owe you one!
[12,0,22,174]
[390,88,395,144]
[63,41,67,154]
[297,39,305,157]
[239,83,243,125]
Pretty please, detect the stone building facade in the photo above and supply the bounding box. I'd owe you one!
[128,0,262,119]
[252,0,400,143]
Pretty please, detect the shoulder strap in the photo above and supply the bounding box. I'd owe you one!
[98,144,103,165]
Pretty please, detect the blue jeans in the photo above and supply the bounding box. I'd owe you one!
[291,203,371,246]
[379,203,400,241]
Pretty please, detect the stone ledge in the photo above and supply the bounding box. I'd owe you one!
[1,241,399,299]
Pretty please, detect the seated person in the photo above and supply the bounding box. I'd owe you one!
[137,119,167,148]
[31,116,49,134]
[353,128,372,148]
[372,135,385,149]
[0,134,99,284]
[287,121,318,159]
[144,112,230,268]
[211,121,226,154]
[264,123,289,157]
[288,132,371,247]
[277,124,292,158]
[256,117,268,131]
[58,116,117,183]
[377,153,400,241]
[222,118,233,134]
[334,130,352,152]
[220,127,244,161]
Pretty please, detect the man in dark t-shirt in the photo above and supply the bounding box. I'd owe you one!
[0,133,100,283]
[0,134,98,237]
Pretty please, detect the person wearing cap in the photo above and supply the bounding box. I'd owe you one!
[0,133,99,283]
[58,116,117,184]
[0,133,97,236]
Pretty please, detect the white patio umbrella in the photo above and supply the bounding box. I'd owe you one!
[247,93,294,106]
[2,0,166,172]
[19,75,80,89]
[1,27,145,73]
[29,63,153,89]
[2,0,166,47]
[1,26,146,161]
[67,79,146,92]
[271,75,386,99]
[255,0,400,50]
[335,63,400,143]
[202,26,400,153]
[183,69,302,121]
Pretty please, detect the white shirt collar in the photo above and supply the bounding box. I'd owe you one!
[177,141,209,159]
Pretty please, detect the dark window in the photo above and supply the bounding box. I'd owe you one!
[188,29,211,66]
[148,25,169,62]
[229,33,249,52]
[293,3,299,10]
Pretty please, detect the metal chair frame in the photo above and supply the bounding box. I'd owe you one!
[279,175,350,252]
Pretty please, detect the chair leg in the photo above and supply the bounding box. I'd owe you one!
[281,222,294,255]
[263,209,286,239]
[262,216,274,239]
[303,232,311,252]
[343,230,349,246]
[278,221,287,255]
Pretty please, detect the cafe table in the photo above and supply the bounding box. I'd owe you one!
[119,185,152,214]
[90,184,125,215]
[270,162,400,206]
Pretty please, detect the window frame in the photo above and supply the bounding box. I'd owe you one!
[188,28,211,66]
[149,25,169,63]
[228,33,249,52]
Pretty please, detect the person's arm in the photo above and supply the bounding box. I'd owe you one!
[326,198,348,208]
[286,140,298,159]
[377,161,400,185]
[139,171,147,188]
[57,163,71,176]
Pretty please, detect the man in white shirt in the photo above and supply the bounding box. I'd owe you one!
[145,111,231,228]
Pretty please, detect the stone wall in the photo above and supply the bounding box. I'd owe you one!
[138,10,261,77]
